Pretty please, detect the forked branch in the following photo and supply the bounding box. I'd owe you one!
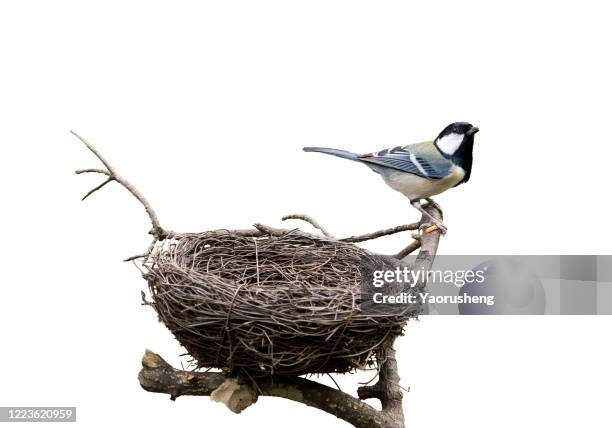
[71,131,167,239]
[282,213,421,253]
[340,223,419,243]
[72,133,418,250]
[282,214,333,237]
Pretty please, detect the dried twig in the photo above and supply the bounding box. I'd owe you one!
[281,214,333,237]
[252,223,287,237]
[395,239,422,259]
[71,131,167,239]
[81,177,114,201]
[340,223,419,243]
[282,214,420,245]
[139,350,385,427]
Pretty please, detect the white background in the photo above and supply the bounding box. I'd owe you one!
[1,1,611,427]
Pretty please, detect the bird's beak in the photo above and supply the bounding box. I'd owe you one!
[467,126,479,136]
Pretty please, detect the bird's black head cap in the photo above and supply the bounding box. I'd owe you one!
[437,122,479,140]
[434,121,479,185]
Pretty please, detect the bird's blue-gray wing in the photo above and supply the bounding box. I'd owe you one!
[358,141,451,180]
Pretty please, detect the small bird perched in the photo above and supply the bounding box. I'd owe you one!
[303,122,479,234]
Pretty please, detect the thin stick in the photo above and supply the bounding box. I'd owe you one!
[75,168,111,176]
[81,177,114,201]
[281,214,333,237]
[325,373,342,392]
[71,131,117,174]
[340,223,419,243]
[253,223,287,236]
[253,237,260,286]
[123,254,146,262]
[71,131,165,238]
[395,240,421,259]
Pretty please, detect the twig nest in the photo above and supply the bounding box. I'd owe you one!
[145,228,412,377]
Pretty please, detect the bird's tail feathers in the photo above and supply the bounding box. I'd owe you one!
[302,147,359,161]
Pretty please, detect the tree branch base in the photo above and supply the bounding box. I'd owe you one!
[139,350,404,428]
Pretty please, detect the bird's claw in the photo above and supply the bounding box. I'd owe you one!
[418,222,432,232]
[419,221,447,235]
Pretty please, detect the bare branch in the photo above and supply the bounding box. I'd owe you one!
[351,207,443,427]
[281,214,333,237]
[72,131,165,238]
[123,238,158,263]
[278,215,423,252]
[252,223,288,236]
[75,168,111,176]
[123,253,146,262]
[280,217,420,244]
[70,131,116,175]
[410,204,443,269]
[395,239,421,259]
[81,177,114,201]
[139,350,391,428]
[357,343,404,426]
[340,223,419,243]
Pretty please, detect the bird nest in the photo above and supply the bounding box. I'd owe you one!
[72,132,430,378]
[144,228,413,377]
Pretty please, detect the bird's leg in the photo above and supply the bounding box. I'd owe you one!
[411,199,447,235]
[424,198,443,215]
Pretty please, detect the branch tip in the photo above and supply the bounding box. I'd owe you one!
[340,223,419,243]
[142,350,166,369]
[281,214,333,238]
[81,177,114,201]
[72,131,164,237]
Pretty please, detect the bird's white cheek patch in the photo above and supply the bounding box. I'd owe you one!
[436,133,464,155]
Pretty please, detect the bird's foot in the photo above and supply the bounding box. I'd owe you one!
[424,198,443,215]
[419,221,447,235]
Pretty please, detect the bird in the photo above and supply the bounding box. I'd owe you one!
[303,122,479,234]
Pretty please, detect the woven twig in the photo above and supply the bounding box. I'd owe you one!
[145,229,412,377]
